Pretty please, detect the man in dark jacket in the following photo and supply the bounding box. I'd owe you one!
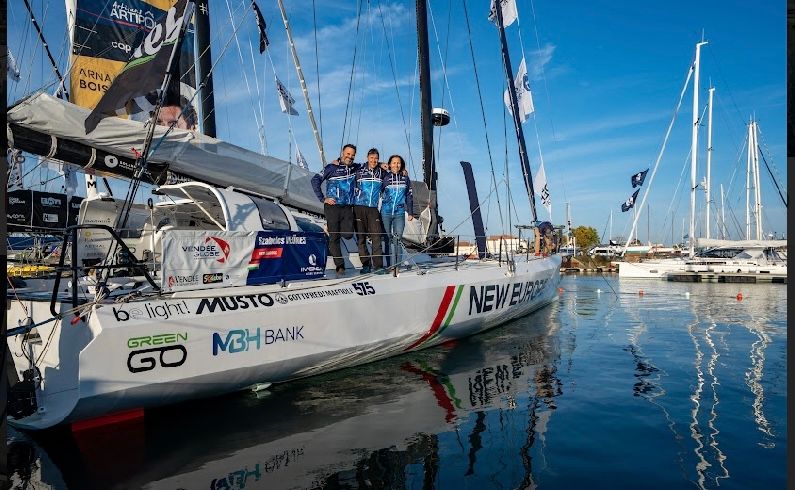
[311,144,360,277]
[353,148,386,273]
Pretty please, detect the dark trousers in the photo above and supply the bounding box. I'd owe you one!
[354,205,384,269]
[325,204,354,270]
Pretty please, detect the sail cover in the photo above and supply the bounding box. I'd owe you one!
[8,92,323,215]
[694,238,787,249]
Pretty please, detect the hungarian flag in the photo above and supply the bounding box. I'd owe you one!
[621,189,639,212]
[631,168,648,188]
[252,1,269,53]
[84,0,194,133]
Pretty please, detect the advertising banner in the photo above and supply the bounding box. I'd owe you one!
[7,190,33,228]
[246,231,328,285]
[160,230,329,292]
[70,0,196,113]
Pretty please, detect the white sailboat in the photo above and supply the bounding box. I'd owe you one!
[6,0,562,430]
[617,41,786,280]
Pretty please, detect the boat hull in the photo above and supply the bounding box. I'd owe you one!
[7,255,561,430]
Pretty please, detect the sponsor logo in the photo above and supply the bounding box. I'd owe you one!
[43,213,59,223]
[8,214,27,220]
[167,274,200,288]
[40,197,62,206]
[203,273,224,284]
[274,293,288,304]
[127,345,187,373]
[252,247,282,260]
[8,197,25,205]
[110,1,157,29]
[212,326,305,355]
[468,279,550,315]
[196,294,276,314]
[111,41,132,53]
[256,235,308,246]
[300,253,323,274]
[104,155,118,168]
[182,236,230,263]
[129,2,186,60]
[113,300,191,322]
[285,287,354,301]
[127,332,188,348]
[352,281,375,296]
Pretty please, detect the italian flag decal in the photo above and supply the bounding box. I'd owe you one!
[405,285,465,351]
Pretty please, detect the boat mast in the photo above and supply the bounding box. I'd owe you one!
[609,209,612,244]
[194,0,216,137]
[720,183,726,239]
[745,119,752,239]
[276,0,327,166]
[705,85,714,239]
[493,2,537,222]
[64,0,99,199]
[416,0,440,239]
[689,40,707,256]
[752,120,763,239]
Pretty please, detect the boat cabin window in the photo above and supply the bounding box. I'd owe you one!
[294,216,324,234]
[250,196,291,230]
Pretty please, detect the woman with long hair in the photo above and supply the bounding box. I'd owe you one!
[380,154,414,268]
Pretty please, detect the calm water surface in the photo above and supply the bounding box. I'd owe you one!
[7,275,787,489]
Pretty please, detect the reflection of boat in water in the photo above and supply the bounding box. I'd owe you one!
[8,308,563,489]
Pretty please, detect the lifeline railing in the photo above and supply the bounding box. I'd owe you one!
[50,224,160,318]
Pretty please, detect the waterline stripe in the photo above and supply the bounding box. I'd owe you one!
[405,285,455,351]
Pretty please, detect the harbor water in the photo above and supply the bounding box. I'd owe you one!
[6,275,787,489]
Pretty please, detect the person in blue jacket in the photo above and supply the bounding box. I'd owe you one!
[381,154,414,268]
[311,144,360,277]
[354,148,386,274]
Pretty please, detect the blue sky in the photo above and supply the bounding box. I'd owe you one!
[8,0,787,243]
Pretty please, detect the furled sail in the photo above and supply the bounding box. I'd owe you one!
[7,92,324,215]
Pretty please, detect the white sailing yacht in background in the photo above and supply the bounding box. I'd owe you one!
[617,40,786,280]
[6,0,562,430]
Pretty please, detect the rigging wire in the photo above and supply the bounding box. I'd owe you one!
[341,0,364,148]
[311,0,324,142]
[247,37,269,153]
[461,0,504,234]
[376,0,415,172]
[224,0,266,154]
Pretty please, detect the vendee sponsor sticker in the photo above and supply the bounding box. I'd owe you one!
[160,231,255,292]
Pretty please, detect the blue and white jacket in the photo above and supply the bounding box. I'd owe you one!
[311,161,360,206]
[381,172,414,216]
[354,166,386,207]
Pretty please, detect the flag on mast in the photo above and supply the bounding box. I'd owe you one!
[296,148,308,169]
[534,160,551,217]
[275,77,298,115]
[251,1,269,53]
[488,0,518,27]
[631,168,649,188]
[7,47,21,82]
[621,189,639,212]
[503,58,534,123]
[84,0,194,133]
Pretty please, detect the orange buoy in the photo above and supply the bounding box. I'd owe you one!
[558,287,564,293]
[736,292,743,301]
[638,290,644,296]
